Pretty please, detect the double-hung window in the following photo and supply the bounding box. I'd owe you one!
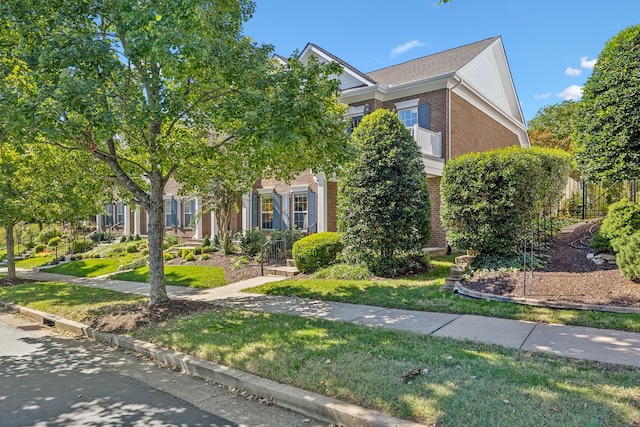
[398,107,418,128]
[184,198,195,228]
[293,193,308,230]
[261,194,274,230]
[164,199,173,227]
[117,202,125,225]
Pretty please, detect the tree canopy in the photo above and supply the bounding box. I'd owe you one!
[527,101,577,152]
[1,0,350,304]
[574,24,640,181]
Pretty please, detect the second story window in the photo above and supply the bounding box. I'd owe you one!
[398,107,418,128]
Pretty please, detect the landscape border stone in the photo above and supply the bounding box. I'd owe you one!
[0,299,425,427]
[453,282,640,314]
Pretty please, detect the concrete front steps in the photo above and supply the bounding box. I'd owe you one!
[266,259,300,277]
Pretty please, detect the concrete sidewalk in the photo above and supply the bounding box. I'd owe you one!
[8,267,640,369]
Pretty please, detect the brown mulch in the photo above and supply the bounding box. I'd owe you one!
[0,277,37,287]
[463,222,640,308]
[89,252,263,334]
[88,299,222,334]
[165,251,263,284]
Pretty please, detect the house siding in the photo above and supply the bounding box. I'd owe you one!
[450,92,520,158]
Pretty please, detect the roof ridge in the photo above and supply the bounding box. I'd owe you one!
[366,36,500,76]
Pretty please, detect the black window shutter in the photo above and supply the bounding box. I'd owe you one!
[418,103,430,130]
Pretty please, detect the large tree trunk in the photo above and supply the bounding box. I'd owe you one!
[5,224,16,280]
[146,174,169,306]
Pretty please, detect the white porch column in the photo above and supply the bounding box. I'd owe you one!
[123,205,131,236]
[194,198,203,239]
[314,172,328,233]
[210,212,218,237]
[134,207,141,236]
[241,192,251,232]
[95,214,102,231]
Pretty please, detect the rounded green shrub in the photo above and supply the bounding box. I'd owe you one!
[597,199,640,252]
[194,247,202,255]
[163,252,175,261]
[38,228,62,244]
[292,232,343,274]
[47,237,61,247]
[181,248,193,259]
[71,240,94,254]
[202,235,211,247]
[184,252,196,262]
[616,231,640,281]
[200,253,211,261]
[34,243,47,253]
[126,243,139,253]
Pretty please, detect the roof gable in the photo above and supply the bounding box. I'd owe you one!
[366,37,498,87]
[298,43,376,91]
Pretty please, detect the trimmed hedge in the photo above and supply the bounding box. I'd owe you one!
[441,146,571,255]
[292,232,343,274]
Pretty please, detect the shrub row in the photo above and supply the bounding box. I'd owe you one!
[441,146,572,255]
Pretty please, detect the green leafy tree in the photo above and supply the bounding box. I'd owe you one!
[574,24,640,180]
[338,109,431,276]
[2,0,349,305]
[528,101,577,152]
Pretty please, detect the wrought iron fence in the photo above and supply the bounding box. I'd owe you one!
[260,238,293,275]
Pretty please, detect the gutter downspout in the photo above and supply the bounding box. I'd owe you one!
[448,75,463,162]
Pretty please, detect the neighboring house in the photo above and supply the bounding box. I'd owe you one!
[101,36,530,249]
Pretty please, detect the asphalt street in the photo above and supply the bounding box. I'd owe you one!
[0,310,325,427]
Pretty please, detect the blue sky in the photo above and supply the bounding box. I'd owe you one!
[243,0,639,124]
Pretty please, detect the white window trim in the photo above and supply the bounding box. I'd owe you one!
[293,192,308,230]
[290,185,309,193]
[395,98,420,110]
[261,194,274,230]
[257,187,275,195]
[346,105,365,117]
[184,197,195,229]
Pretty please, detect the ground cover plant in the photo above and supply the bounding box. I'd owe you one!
[249,254,640,333]
[46,258,122,278]
[111,265,226,289]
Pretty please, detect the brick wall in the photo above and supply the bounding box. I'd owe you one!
[450,92,520,158]
[327,180,338,232]
[427,176,447,248]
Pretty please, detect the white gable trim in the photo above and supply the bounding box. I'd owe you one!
[395,98,420,110]
[299,44,375,90]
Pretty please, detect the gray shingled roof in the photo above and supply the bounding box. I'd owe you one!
[366,37,499,87]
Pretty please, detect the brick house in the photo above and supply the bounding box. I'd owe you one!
[101,36,529,249]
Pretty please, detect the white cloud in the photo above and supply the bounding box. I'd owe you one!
[565,67,582,77]
[580,56,597,69]
[534,92,552,100]
[390,40,425,57]
[557,85,583,101]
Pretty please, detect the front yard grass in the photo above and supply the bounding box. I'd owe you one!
[46,258,122,278]
[0,282,145,322]
[111,265,226,288]
[249,255,640,333]
[0,281,637,426]
[15,255,56,269]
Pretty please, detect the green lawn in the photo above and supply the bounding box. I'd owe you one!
[15,255,55,269]
[111,265,226,288]
[46,258,122,278]
[249,255,640,333]
[1,280,638,426]
[0,282,145,322]
[0,248,6,262]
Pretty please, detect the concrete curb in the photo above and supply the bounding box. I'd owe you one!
[454,281,640,314]
[0,300,424,427]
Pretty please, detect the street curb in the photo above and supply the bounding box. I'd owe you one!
[0,300,424,427]
[454,282,640,314]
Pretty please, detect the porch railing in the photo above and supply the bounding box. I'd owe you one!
[410,124,442,158]
[260,239,292,276]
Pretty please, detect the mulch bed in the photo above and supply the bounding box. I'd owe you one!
[462,222,640,308]
[165,251,263,284]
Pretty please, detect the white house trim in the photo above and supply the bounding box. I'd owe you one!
[290,184,309,193]
[123,204,131,236]
[134,207,141,236]
[394,98,420,110]
[313,172,328,233]
[241,192,251,232]
[194,198,203,239]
